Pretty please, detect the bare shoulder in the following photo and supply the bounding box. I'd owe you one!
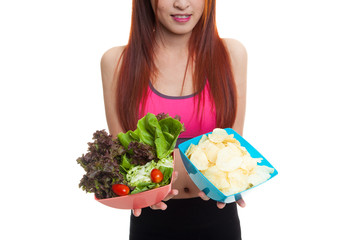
[222,38,248,67]
[101,46,125,64]
[100,45,127,137]
[221,38,247,135]
[221,38,247,84]
[100,45,126,83]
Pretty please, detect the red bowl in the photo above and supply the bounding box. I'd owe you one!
[95,152,175,209]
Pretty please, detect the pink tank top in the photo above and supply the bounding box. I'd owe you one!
[139,80,217,142]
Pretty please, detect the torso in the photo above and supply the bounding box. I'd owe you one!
[142,49,217,199]
[140,75,217,199]
[172,149,201,198]
[102,38,247,199]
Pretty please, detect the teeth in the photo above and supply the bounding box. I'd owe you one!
[174,15,190,18]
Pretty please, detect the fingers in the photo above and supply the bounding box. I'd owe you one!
[217,202,226,209]
[163,189,179,202]
[145,171,179,211]
[198,191,210,201]
[150,201,167,210]
[236,197,246,208]
[199,192,226,209]
[132,208,142,217]
[133,202,167,215]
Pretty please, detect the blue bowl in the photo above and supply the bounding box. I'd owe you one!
[178,128,278,203]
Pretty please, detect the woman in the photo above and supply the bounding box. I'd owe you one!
[100,0,247,239]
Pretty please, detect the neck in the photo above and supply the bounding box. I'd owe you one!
[154,25,191,55]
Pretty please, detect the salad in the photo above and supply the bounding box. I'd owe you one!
[77,113,184,199]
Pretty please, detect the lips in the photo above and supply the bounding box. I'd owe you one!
[171,14,192,23]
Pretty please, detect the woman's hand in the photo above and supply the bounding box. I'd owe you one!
[198,191,246,209]
[132,171,179,217]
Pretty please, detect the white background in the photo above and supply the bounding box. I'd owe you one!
[1,0,359,239]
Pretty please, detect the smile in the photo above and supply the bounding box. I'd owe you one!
[171,14,192,22]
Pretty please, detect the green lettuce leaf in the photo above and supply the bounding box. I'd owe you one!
[118,113,184,159]
[115,113,183,194]
[156,156,174,186]
[158,166,173,186]
[119,154,133,178]
[136,115,155,147]
[130,182,159,194]
[159,117,184,156]
[118,129,140,149]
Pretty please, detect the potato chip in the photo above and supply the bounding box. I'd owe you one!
[231,139,242,147]
[190,148,209,170]
[208,161,216,168]
[185,143,195,158]
[228,169,249,192]
[248,165,274,186]
[185,128,274,195]
[202,166,230,189]
[198,134,208,144]
[185,143,196,158]
[202,141,220,163]
[208,128,228,143]
[199,139,210,149]
[223,134,237,143]
[212,128,228,136]
[216,147,243,172]
[238,146,250,157]
[215,142,226,149]
[226,142,243,156]
[239,155,258,174]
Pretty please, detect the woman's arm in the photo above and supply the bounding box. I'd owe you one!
[100,46,126,138]
[225,38,248,208]
[223,38,248,136]
[198,38,248,208]
[100,45,179,216]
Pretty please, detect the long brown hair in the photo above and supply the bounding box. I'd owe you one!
[115,0,237,131]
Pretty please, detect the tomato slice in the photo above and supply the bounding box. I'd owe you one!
[112,184,130,196]
[151,168,164,183]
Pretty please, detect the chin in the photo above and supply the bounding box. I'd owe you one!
[168,25,195,35]
[173,29,193,35]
